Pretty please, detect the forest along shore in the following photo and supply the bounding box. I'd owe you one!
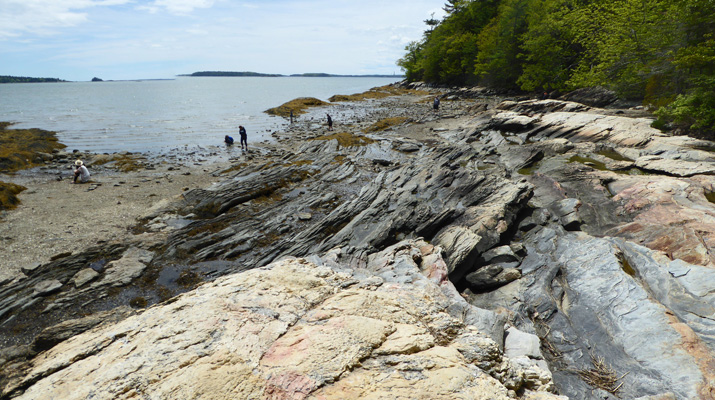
[5,83,715,399]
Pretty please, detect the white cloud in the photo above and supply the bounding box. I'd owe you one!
[0,0,131,39]
[144,0,216,15]
[1,0,446,80]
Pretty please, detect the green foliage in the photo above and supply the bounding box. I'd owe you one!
[565,0,681,99]
[398,0,498,85]
[517,0,582,91]
[474,0,531,88]
[655,36,715,136]
[655,85,715,136]
[398,0,715,137]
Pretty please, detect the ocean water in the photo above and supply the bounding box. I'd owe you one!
[0,76,402,154]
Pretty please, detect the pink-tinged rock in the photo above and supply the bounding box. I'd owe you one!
[610,176,715,266]
[3,242,561,400]
[264,371,318,400]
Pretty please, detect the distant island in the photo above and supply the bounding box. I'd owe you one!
[0,75,66,84]
[180,71,404,78]
[180,71,283,77]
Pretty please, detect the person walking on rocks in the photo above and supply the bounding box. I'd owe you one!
[433,96,440,112]
[327,114,333,130]
[72,160,90,184]
[239,125,248,151]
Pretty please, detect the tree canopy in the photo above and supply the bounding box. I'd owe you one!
[398,0,715,138]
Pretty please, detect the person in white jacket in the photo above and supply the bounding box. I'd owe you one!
[72,159,91,184]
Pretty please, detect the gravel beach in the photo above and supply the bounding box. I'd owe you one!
[0,87,443,284]
[0,147,261,283]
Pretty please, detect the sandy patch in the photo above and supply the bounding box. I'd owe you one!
[0,152,243,283]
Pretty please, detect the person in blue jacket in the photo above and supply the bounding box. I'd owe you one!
[224,135,234,146]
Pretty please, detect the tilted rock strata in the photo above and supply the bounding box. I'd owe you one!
[460,98,715,399]
[5,89,715,399]
[2,241,563,400]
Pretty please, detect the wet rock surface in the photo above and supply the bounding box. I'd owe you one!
[2,85,715,399]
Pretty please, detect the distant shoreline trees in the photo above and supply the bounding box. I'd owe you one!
[183,71,284,77]
[0,76,65,84]
[398,0,715,138]
[182,71,404,78]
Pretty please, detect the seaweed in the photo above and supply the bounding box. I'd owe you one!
[311,132,376,147]
[91,153,146,172]
[363,117,409,133]
[0,181,27,211]
[264,97,329,117]
[0,122,65,173]
[329,85,427,102]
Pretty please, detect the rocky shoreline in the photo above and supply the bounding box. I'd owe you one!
[2,84,715,399]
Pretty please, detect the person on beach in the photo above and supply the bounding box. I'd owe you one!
[433,96,440,111]
[224,135,234,146]
[72,160,90,184]
[327,114,333,130]
[290,110,294,124]
[239,125,248,151]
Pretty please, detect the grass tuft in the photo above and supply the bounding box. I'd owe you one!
[576,353,626,394]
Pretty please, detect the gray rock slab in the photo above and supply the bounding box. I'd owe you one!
[505,326,543,360]
[93,247,153,288]
[482,245,520,264]
[32,280,62,298]
[72,268,99,288]
[635,155,715,177]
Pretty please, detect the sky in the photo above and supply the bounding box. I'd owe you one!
[0,0,446,81]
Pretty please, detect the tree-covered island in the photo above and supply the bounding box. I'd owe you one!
[181,71,403,78]
[0,76,65,84]
[181,71,284,77]
[399,0,715,138]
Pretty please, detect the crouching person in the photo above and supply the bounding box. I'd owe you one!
[73,160,91,184]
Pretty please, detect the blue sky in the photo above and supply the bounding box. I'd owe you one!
[0,0,446,81]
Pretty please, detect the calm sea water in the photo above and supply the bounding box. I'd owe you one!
[0,76,402,153]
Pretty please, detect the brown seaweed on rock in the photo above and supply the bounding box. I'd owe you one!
[0,122,65,210]
[0,122,65,173]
